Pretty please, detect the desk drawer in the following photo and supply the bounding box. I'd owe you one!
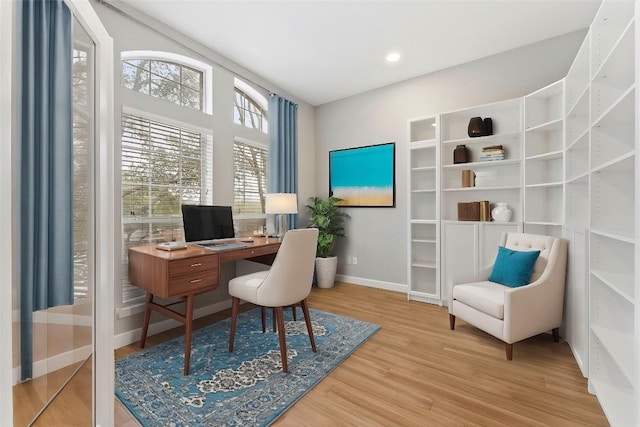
[169,268,218,296]
[219,244,279,262]
[169,255,218,278]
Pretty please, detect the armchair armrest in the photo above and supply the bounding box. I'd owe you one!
[503,244,567,343]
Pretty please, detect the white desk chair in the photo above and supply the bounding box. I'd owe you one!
[449,232,568,360]
[228,228,319,373]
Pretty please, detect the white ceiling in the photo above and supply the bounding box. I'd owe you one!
[115,0,602,106]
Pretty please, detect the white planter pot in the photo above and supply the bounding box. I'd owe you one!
[315,256,338,289]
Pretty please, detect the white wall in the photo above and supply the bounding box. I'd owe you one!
[315,30,587,288]
[92,2,317,337]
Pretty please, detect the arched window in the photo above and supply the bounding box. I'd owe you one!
[234,78,267,133]
[121,51,213,113]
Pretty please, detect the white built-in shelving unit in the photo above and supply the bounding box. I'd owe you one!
[524,80,564,237]
[586,2,636,426]
[407,116,440,304]
[439,99,523,302]
[405,4,636,423]
[563,31,591,379]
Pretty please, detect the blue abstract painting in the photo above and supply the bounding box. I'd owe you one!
[329,142,395,207]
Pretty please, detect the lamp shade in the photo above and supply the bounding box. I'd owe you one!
[265,193,298,214]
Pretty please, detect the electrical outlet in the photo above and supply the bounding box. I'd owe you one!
[352,256,358,265]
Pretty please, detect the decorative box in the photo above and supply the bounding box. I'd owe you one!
[458,202,480,221]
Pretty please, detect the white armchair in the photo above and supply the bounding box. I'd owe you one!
[449,232,568,360]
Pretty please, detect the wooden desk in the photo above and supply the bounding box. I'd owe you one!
[128,237,281,375]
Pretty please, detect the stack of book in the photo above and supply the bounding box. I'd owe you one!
[480,145,505,161]
[479,200,491,221]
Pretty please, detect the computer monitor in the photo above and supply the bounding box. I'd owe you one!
[181,205,235,242]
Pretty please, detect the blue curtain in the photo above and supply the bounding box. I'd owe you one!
[268,94,298,229]
[18,0,74,380]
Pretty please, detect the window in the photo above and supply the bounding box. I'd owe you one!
[234,87,267,132]
[233,138,268,235]
[121,114,212,302]
[121,58,203,110]
[233,77,268,133]
[234,139,268,214]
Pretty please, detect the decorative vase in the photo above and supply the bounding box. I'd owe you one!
[483,117,493,136]
[491,202,512,222]
[468,117,484,137]
[453,144,469,164]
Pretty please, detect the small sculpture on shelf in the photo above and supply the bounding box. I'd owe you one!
[467,116,494,137]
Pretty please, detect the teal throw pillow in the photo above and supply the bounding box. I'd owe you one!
[488,246,540,287]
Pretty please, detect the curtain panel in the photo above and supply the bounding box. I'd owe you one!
[267,94,298,229]
[18,0,74,380]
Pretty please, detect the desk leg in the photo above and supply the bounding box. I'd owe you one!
[140,292,153,349]
[184,294,194,375]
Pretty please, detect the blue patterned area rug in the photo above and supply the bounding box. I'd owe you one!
[115,308,380,426]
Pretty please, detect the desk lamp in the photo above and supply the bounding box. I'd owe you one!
[265,193,298,238]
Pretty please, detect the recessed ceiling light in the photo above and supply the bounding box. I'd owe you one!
[386,52,401,63]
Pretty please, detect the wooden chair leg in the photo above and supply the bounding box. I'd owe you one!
[449,314,455,330]
[272,307,277,332]
[275,306,288,373]
[291,305,297,321]
[229,297,240,352]
[505,343,513,360]
[301,299,316,352]
[261,307,266,333]
[552,327,560,343]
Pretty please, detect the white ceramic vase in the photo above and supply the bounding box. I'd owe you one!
[491,202,512,222]
[315,256,338,288]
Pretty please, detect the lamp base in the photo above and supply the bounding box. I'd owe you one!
[277,214,287,239]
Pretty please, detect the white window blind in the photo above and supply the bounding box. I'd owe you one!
[233,139,267,216]
[121,113,212,303]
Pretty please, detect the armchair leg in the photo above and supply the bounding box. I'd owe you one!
[505,343,513,361]
[229,297,240,352]
[449,314,456,330]
[275,306,288,373]
[261,307,266,333]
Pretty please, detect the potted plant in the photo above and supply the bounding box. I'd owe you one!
[306,196,350,288]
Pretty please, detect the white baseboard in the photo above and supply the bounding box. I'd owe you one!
[113,298,234,350]
[13,344,93,386]
[568,342,588,378]
[335,274,408,293]
[408,293,443,306]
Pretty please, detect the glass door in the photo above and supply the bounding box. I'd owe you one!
[12,15,95,427]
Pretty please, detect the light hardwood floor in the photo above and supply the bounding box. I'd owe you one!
[18,282,608,426]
